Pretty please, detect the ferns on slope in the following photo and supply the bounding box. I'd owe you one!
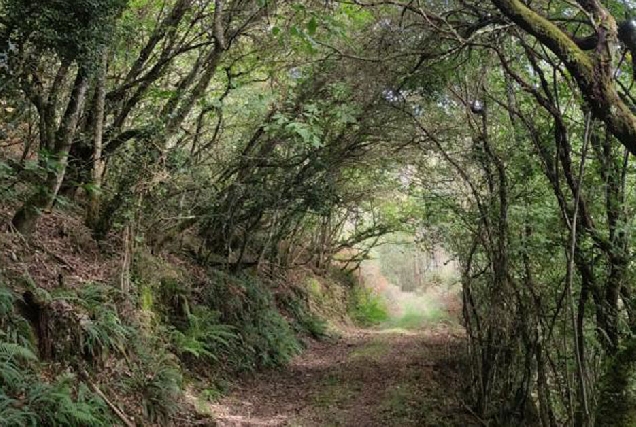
[0,283,114,426]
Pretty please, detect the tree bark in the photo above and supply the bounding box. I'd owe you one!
[491,0,636,156]
[12,68,89,234]
[86,51,108,229]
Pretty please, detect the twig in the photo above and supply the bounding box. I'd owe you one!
[32,242,73,269]
[460,399,489,426]
[80,369,135,427]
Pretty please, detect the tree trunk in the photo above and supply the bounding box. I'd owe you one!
[490,0,636,156]
[86,51,108,229]
[12,68,89,234]
[596,339,636,426]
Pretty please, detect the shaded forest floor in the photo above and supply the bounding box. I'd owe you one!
[210,325,476,427]
[0,204,478,426]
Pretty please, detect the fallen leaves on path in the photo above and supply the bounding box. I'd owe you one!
[210,324,478,427]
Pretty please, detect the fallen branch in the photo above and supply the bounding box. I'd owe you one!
[79,370,135,427]
[460,399,489,427]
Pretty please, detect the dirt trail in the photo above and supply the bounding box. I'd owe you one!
[209,256,478,426]
[210,322,476,427]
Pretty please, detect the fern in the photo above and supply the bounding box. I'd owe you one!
[0,285,34,350]
[0,392,37,426]
[170,306,237,363]
[0,342,37,362]
[203,271,303,371]
[78,282,122,310]
[128,341,183,424]
[0,286,15,320]
[27,374,112,426]
[0,283,115,426]
[82,305,131,362]
[0,341,112,426]
[0,342,37,393]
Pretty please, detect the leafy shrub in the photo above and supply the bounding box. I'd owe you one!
[349,286,389,326]
[203,271,302,371]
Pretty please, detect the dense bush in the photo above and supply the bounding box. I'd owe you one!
[349,285,389,326]
[203,270,302,371]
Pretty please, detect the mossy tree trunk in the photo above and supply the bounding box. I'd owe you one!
[12,68,89,234]
[490,0,636,156]
[596,339,636,426]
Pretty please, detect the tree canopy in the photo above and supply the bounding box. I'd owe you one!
[4,0,636,425]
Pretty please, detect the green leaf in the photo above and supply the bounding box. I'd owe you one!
[307,17,317,36]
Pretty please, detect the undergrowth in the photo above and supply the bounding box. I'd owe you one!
[126,337,183,423]
[0,284,115,426]
[168,305,237,364]
[349,285,389,326]
[0,249,348,425]
[277,286,328,340]
[203,270,303,371]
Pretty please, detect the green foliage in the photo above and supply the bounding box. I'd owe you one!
[0,284,113,426]
[349,286,389,327]
[81,304,130,362]
[277,288,328,339]
[44,283,131,365]
[2,279,190,425]
[0,371,113,427]
[0,286,34,349]
[78,284,131,362]
[127,341,182,424]
[3,0,126,64]
[204,271,302,371]
[169,305,237,364]
[387,302,447,330]
[0,341,37,390]
[23,375,112,427]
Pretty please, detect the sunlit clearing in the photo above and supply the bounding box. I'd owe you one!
[358,235,460,330]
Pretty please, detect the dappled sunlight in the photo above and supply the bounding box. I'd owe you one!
[211,326,472,426]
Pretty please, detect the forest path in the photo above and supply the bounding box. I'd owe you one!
[209,323,477,426]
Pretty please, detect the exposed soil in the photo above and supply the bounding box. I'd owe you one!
[209,322,478,427]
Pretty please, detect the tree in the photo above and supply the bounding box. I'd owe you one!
[3,0,125,233]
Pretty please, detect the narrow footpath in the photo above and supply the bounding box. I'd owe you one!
[210,323,477,426]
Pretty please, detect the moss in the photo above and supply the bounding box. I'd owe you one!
[596,340,636,426]
[140,283,154,312]
[493,0,594,75]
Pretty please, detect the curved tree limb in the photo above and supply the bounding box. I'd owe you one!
[491,0,636,156]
